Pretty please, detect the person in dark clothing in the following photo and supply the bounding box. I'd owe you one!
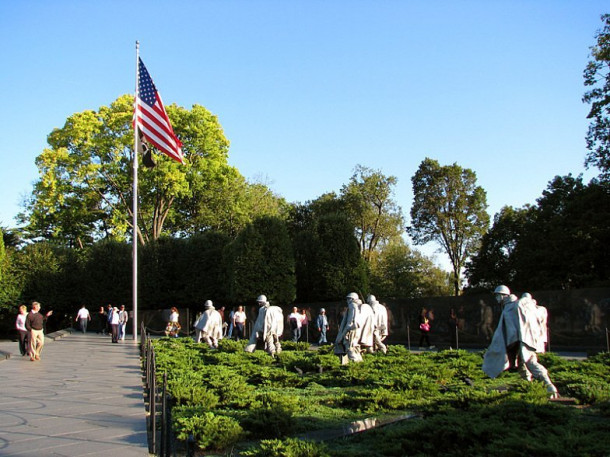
[25,302,52,361]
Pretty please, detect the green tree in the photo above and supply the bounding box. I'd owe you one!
[18,96,270,246]
[225,216,296,305]
[514,175,610,289]
[369,239,453,298]
[0,229,21,312]
[340,165,405,262]
[467,176,610,291]
[180,232,231,305]
[289,200,368,302]
[409,158,489,296]
[313,214,369,300]
[81,240,131,307]
[465,205,534,291]
[583,14,610,177]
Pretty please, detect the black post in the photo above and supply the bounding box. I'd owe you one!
[161,372,168,457]
[150,350,157,455]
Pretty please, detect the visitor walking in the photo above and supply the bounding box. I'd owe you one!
[418,307,433,349]
[316,308,329,345]
[15,305,28,356]
[75,304,91,333]
[118,305,129,340]
[25,302,52,361]
[233,305,247,341]
[109,306,120,343]
[288,307,302,342]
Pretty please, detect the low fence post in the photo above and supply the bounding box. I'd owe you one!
[161,372,169,457]
[150,346,157,455]
[455,326,459,350]
[606,327,609,353]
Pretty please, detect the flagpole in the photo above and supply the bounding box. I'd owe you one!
[132,40,140,342]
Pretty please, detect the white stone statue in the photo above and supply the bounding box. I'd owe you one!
[368,295,389,354]
[193,300,223,348]
[335,292,365,363]
[245,295,284,356]
[482,285,558,398]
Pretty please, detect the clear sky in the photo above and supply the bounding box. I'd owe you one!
[0,1,605,268]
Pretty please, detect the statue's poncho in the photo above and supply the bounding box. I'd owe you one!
[245,304,284,353]
[194,309,223,341]
[482,295,543,378]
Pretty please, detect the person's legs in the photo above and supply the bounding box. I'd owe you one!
[111,324,119,343]
[18,330,27,355]
[29,329,44,360]
[521,345,558,397]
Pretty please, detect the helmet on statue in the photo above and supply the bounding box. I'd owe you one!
[494,285,511,296]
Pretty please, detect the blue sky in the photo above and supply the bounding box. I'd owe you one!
[0,1,605,268]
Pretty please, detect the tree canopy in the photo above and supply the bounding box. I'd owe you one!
[583,14,610,178]
[466,175,610,291]
[18,96,285,246]
[409,158,489,296]
[341,165,405,262]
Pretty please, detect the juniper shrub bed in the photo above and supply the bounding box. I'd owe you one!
[151,337,610,456]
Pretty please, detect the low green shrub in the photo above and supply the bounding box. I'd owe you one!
[168,371,219,407]
[281,341,311,352]
[240,391,301,439]
[150,339,610,456]
[217,337,247,353]
[173,407,243,451]
[241,438,330,457]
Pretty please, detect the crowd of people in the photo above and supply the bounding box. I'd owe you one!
[13,283,559,398]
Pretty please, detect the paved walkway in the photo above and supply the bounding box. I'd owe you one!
[0,330,150,456]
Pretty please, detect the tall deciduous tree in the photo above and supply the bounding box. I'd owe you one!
[583,14,610,177]
[19,96,277,246]
[340,165,405,262]
[409,158,489,296]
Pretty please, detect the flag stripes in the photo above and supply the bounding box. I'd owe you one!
[134,57,183,163]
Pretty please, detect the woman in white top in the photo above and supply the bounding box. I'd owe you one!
[166,307,181,337]
[15,305,28,356]
[232,306,247,341]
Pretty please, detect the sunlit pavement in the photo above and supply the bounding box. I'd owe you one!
[0,331,150,456]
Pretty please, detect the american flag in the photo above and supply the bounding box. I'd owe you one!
[134,58,183,163]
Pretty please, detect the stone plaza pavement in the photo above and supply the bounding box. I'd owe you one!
[0,331,151,456]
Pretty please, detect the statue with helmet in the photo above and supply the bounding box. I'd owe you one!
[482,285,558,399]
[367,295,389,354]
[245,295,284,356]
[334,292,373,364]
[193,300,223,348]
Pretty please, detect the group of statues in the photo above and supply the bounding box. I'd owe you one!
[193,284,559,398]
[334,292,389,364]
[193,292,389,364]
[242,292,389,363]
